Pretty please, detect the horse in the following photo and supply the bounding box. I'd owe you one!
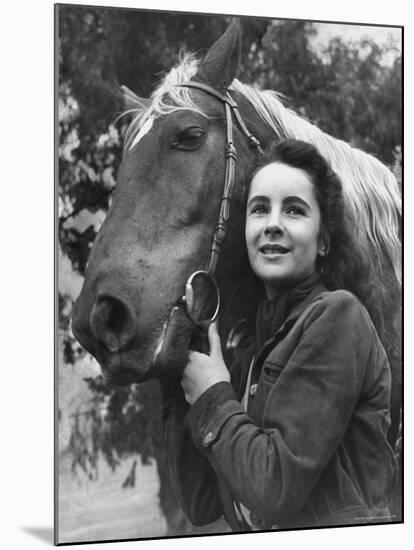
[71,19,401,448]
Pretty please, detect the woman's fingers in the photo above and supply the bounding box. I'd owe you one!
[208,322,222,358]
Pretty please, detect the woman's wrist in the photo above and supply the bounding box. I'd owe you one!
[188,373,230,405]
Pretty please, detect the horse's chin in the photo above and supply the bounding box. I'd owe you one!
[96,349,149,385]
[103,370,139,387]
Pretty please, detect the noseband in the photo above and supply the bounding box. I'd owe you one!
[177,81,264,275]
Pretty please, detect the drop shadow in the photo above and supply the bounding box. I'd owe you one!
[21,526,54,545]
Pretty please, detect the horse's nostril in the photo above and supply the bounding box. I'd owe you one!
[89,294,137,353]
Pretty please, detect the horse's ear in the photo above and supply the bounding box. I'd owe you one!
[195,18,241,90]
[121,85,152,111]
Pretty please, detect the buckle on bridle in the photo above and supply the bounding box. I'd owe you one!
[226,143,237,160]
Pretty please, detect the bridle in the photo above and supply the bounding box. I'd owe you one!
[177,81,264,275]
[163,81,264,331]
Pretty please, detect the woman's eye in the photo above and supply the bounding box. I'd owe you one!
[250,204,267,215]
[172,127,205,150]
[286,205,305,216]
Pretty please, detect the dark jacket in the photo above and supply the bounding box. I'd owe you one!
[165,285,397,530]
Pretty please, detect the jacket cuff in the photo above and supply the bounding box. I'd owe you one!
[185,381,245,450]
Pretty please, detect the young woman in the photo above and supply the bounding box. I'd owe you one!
[165,139,397,531]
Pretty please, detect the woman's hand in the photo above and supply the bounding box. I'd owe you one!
[181,322,231,405]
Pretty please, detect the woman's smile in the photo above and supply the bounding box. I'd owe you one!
[259,243,290,257]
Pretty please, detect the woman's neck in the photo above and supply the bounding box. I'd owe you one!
[264,271,320,301]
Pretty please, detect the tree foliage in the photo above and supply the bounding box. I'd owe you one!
[57,5,401,532]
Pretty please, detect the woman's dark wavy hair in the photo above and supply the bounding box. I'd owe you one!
[248,138,385,337]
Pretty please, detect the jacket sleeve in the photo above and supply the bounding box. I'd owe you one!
[162,381,224,526]
[184,291,375,526]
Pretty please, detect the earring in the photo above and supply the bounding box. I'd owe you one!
[318,231,330,258]
[318,241,330,257]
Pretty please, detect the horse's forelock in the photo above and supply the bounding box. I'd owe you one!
[123,53,206,151]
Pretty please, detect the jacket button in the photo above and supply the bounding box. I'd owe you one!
[249,383,258,396]
[202,431,215,447]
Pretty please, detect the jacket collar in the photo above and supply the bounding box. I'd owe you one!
[254,281,328,367]
[282,280,328,328]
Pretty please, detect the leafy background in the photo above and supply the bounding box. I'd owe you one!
[57,5,402,543]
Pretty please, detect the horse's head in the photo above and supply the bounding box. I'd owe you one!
[72,20,269,385]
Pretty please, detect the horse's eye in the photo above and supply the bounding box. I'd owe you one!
[172,127,205,150]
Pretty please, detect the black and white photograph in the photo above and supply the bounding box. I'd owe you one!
[56,5,402,543]
[55,3,403,545]
[3,1,410,549]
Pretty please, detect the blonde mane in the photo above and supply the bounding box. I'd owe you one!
[125,54,401,284]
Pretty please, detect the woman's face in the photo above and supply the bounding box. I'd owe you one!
[245,161,325,299]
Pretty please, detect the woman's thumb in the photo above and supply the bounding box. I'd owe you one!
[208,322,222,357]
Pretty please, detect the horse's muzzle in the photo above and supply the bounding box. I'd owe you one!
[71,281,194,385]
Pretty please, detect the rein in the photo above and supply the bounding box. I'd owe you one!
[176,82,264,275]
